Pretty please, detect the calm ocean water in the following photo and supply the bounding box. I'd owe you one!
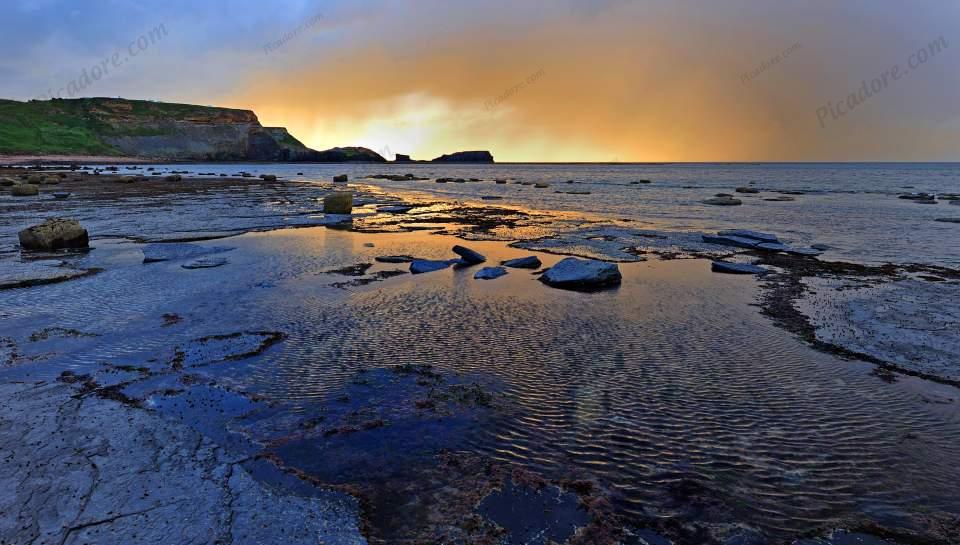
[145,162,960,267]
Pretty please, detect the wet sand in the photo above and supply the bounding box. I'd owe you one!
[2,167,959,544]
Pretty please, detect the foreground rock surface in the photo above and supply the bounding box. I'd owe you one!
[539,257,622,290]
[0,382,366,545]
[324,191,353,214]
[18,218,89,250]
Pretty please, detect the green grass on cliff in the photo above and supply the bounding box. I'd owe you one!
[0,99,119,155]
[0,98,258,156]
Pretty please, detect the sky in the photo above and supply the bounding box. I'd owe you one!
[1,0,958,162]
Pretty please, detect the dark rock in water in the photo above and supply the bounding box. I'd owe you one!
[431,150,495,163]
[474,266,508,280]
[18,218,89,250]
[477,481,590,545]
[410,259,459,274]
[52,192,71,199]
[764,196,795,201]
[914,199,938,204]
[702,234,761,249]
[899,193,933,200]
[181,257,229,269]
[711,261,769,275]
[165,174,182,182]
[452,245,486,264]
[480,195,502,200]
[534,183,550,188]
[376,255,417,263]
[704,196,742,206]
[717,229,779,243]
[333,174,348,183]
[495,179,507,184]
[811,243,831,250]
[502,256,542,269]
[539,257,622,290]
[142,243,234,263]
[735,186,760,194]
[935,218,960,223]
[259,174,277,181]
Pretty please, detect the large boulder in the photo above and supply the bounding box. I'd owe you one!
[539,257,621,290]
[324,191,353,214]
[333,174,348,183]
[452,245,486,264]
[18,218,89,251]
[11,184,39,197]
[0,177,16,186]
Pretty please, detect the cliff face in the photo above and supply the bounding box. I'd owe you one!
[0,98,385,162]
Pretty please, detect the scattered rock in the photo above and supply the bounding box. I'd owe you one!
[259,174,277,181]
[534,183,550,188]
[52,192,71,199]
[735,187,760,194]
[474,267,508,280]
[764,196,795,202]
[539,257,622,290]
[27,174,45,184]
[182,257,229,269]
[410,259,459,274]
[333,174,348,183]
[11,184,39,197]
[324,192,353,214]
[711,261,769,275]
[452,245,486,264]
[18,218,89,251]
[935,218,960,224]
[377,205,413,213]
[165,174,182,182]
[703,196,742,206]
[502,256,542,269]
[480,196,503,200]
[716,230,779,243]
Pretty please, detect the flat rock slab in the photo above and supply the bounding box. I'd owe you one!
[142,243,235,263]
[0,382,366,545]
[172,331,284,368]
[539,257,622,290]
[182,257,229,269]
[474,266,508,280]
[0,259,99,290]
[702,234,760,249]
[711,261,769,275]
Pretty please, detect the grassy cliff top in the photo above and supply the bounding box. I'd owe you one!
[0,98,259,156]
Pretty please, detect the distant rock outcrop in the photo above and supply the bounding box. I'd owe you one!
[431,151,494,163]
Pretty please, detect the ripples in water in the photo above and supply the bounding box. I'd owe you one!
[2,227,958,542]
